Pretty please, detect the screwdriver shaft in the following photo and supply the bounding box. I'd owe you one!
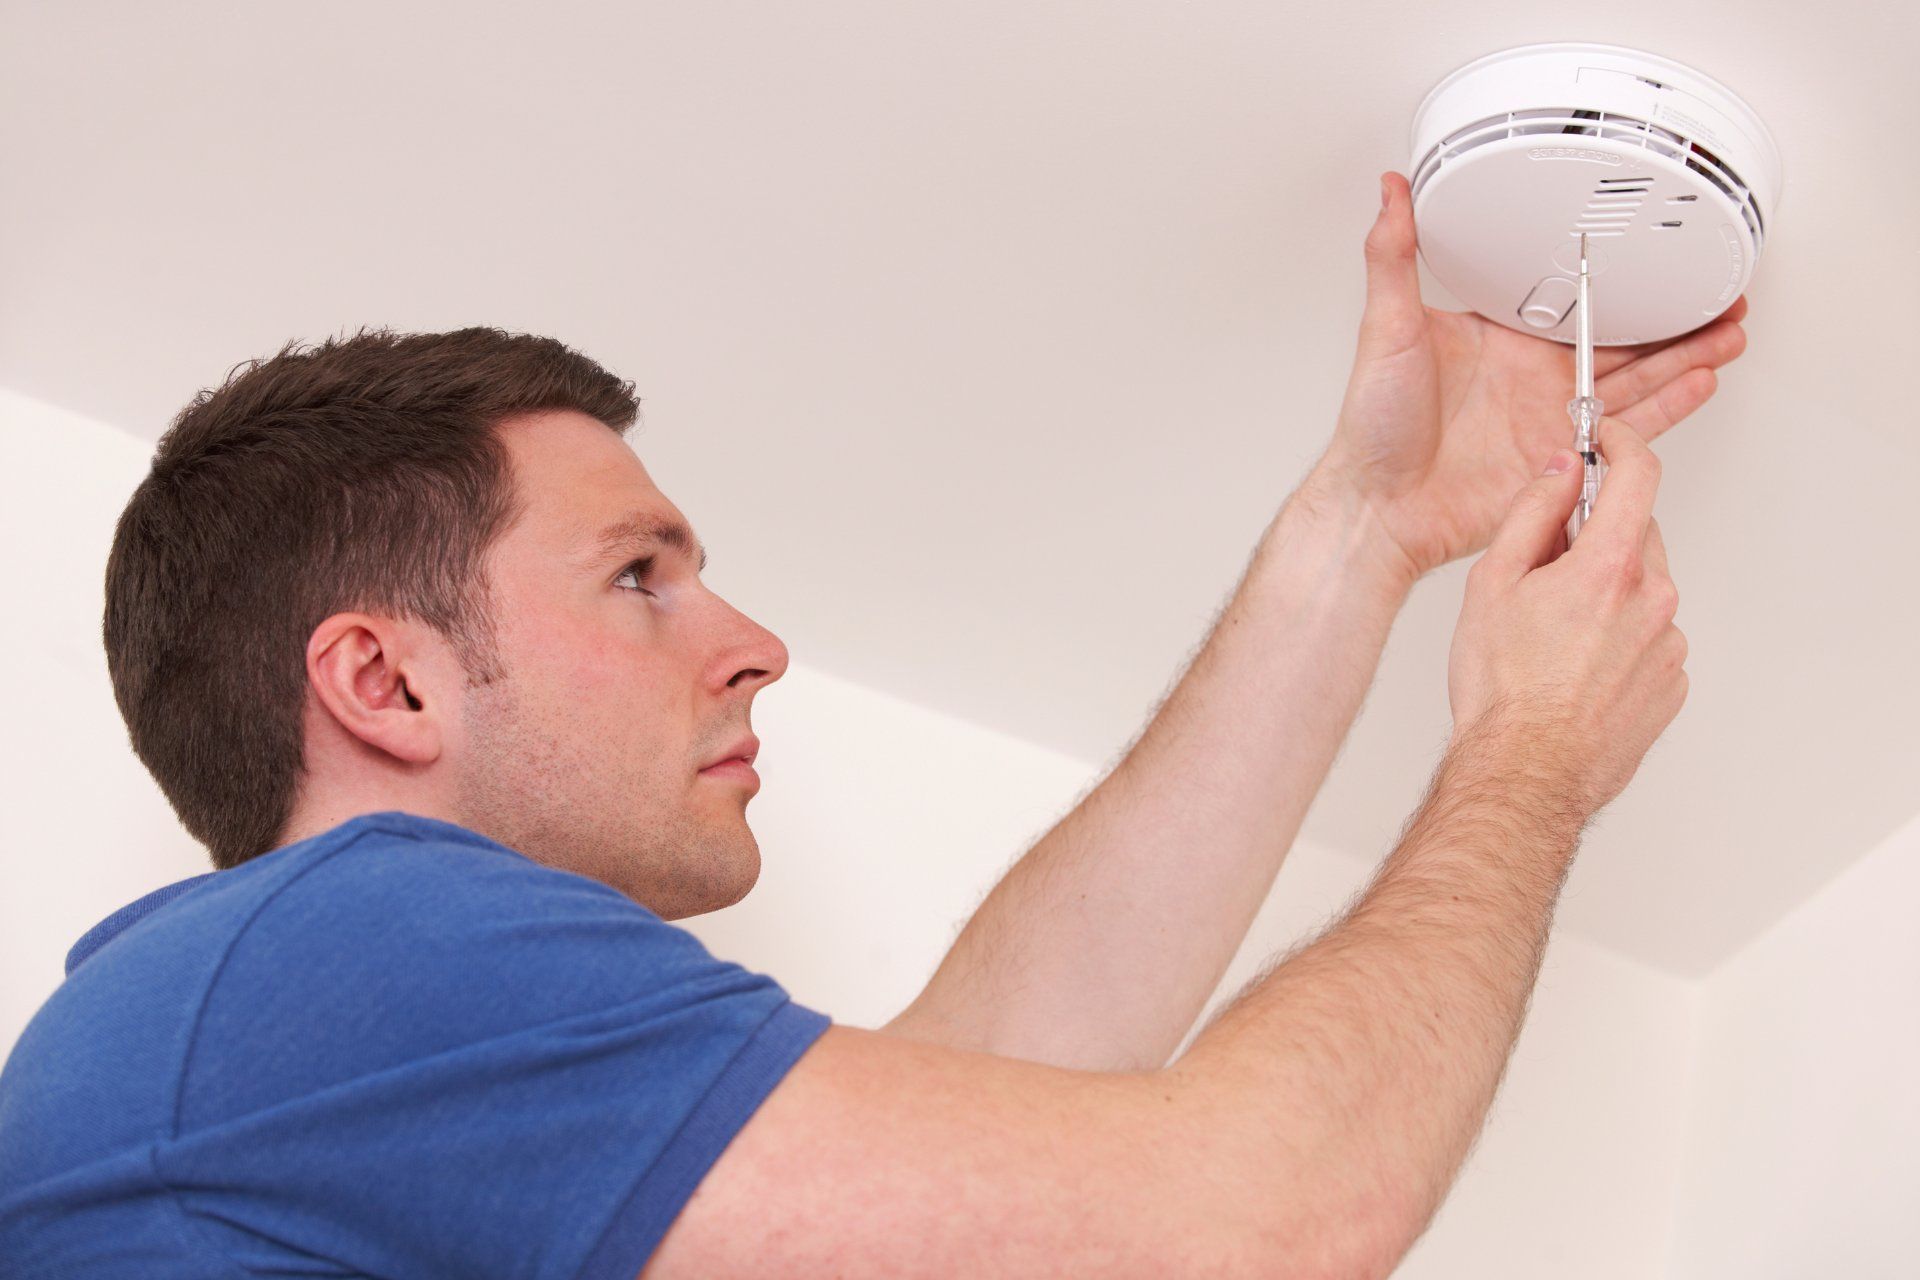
[1566,234,1606,542]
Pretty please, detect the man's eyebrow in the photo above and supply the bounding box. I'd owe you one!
[585,513,708,573]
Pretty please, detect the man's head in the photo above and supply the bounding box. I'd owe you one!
[104,327,788,917]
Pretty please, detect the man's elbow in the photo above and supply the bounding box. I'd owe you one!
[1187,1218,1403,1280]
[1168,1101,1418,1280]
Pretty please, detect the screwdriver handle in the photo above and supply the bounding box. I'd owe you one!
[1565,395,1605,543]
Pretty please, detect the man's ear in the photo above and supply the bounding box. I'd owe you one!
[305,612,445,765]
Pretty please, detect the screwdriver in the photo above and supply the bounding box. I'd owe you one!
[1565,232,1606,544]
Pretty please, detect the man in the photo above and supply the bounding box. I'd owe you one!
[0,172,1742,1277]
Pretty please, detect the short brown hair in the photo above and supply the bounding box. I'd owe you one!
[104,326,640,869]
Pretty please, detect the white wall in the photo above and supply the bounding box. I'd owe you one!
[0,391,216,1038]
[0,385,1828,1277]
[1666,810,1920,1278]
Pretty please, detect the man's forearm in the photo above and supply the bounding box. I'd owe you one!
[886,467,1420,1069]
[1169,717,1587,1274]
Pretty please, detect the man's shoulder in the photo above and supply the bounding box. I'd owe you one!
[247,811,720,993]
[259,809,650,931]
[171,812,734,1122]
[0,814,825,1280]
[22,811,737,1137]
[58,811,640,989]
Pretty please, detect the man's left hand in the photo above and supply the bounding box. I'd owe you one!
[1316,170,1751,581]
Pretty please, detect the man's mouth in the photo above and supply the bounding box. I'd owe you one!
[699,734,760,775]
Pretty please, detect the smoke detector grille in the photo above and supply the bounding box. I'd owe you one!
[1410,107,1765,251]
[1407,44,1782,345]
[1576,176,1648,238]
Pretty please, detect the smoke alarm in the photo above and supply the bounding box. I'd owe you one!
[1409,42,1782,346]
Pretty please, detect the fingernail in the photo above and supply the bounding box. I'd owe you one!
[1379,177,1390,210]
[1543,450,1575,475]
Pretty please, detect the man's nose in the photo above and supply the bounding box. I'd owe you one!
[713,602,789,693]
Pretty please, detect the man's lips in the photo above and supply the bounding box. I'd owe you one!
[699,734,760,772]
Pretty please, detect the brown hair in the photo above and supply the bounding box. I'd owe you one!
[104,326,640,869]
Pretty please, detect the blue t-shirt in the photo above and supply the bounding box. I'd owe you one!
[0,810,831,1278]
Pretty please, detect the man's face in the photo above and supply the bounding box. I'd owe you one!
[448,408,788,919]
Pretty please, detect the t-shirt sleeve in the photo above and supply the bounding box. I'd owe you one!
[152,833,832,1280]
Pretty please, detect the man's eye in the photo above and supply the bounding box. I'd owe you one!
[614,558,656,597]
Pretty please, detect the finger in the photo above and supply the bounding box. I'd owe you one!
[1578,417,1662,552]
[1480,448,1584,583]
[1615,366,1718,442]
[1593,335,1678,378]
[1358,171,1425,355]
[1595,317,1746,428]
[1591,296,1749,378]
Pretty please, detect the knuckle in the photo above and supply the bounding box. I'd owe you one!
[1464,563,1505,603]
[1596,546,1642,589]
[1650,577,1681,619]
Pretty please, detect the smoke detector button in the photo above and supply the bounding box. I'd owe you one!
[1518,276,1578,329]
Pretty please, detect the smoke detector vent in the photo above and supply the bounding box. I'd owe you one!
[1409,43,1783,345]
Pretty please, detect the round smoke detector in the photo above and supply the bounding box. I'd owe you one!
[1409,42,1783,346]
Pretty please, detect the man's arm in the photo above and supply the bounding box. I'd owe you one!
[881,174,1740,1072]
[649,723,1584,1280]
[646,426,1687,1279]
[885,469,1417,1069]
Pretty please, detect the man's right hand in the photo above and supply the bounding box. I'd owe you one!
[1446,416,1690,818]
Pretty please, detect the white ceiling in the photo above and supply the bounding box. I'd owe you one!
[5,1,1915,976]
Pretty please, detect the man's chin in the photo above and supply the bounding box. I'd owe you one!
[649,844,761,921]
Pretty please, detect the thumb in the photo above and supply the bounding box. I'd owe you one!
[1359,171,1424,353]
[1480,450,1583,583]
